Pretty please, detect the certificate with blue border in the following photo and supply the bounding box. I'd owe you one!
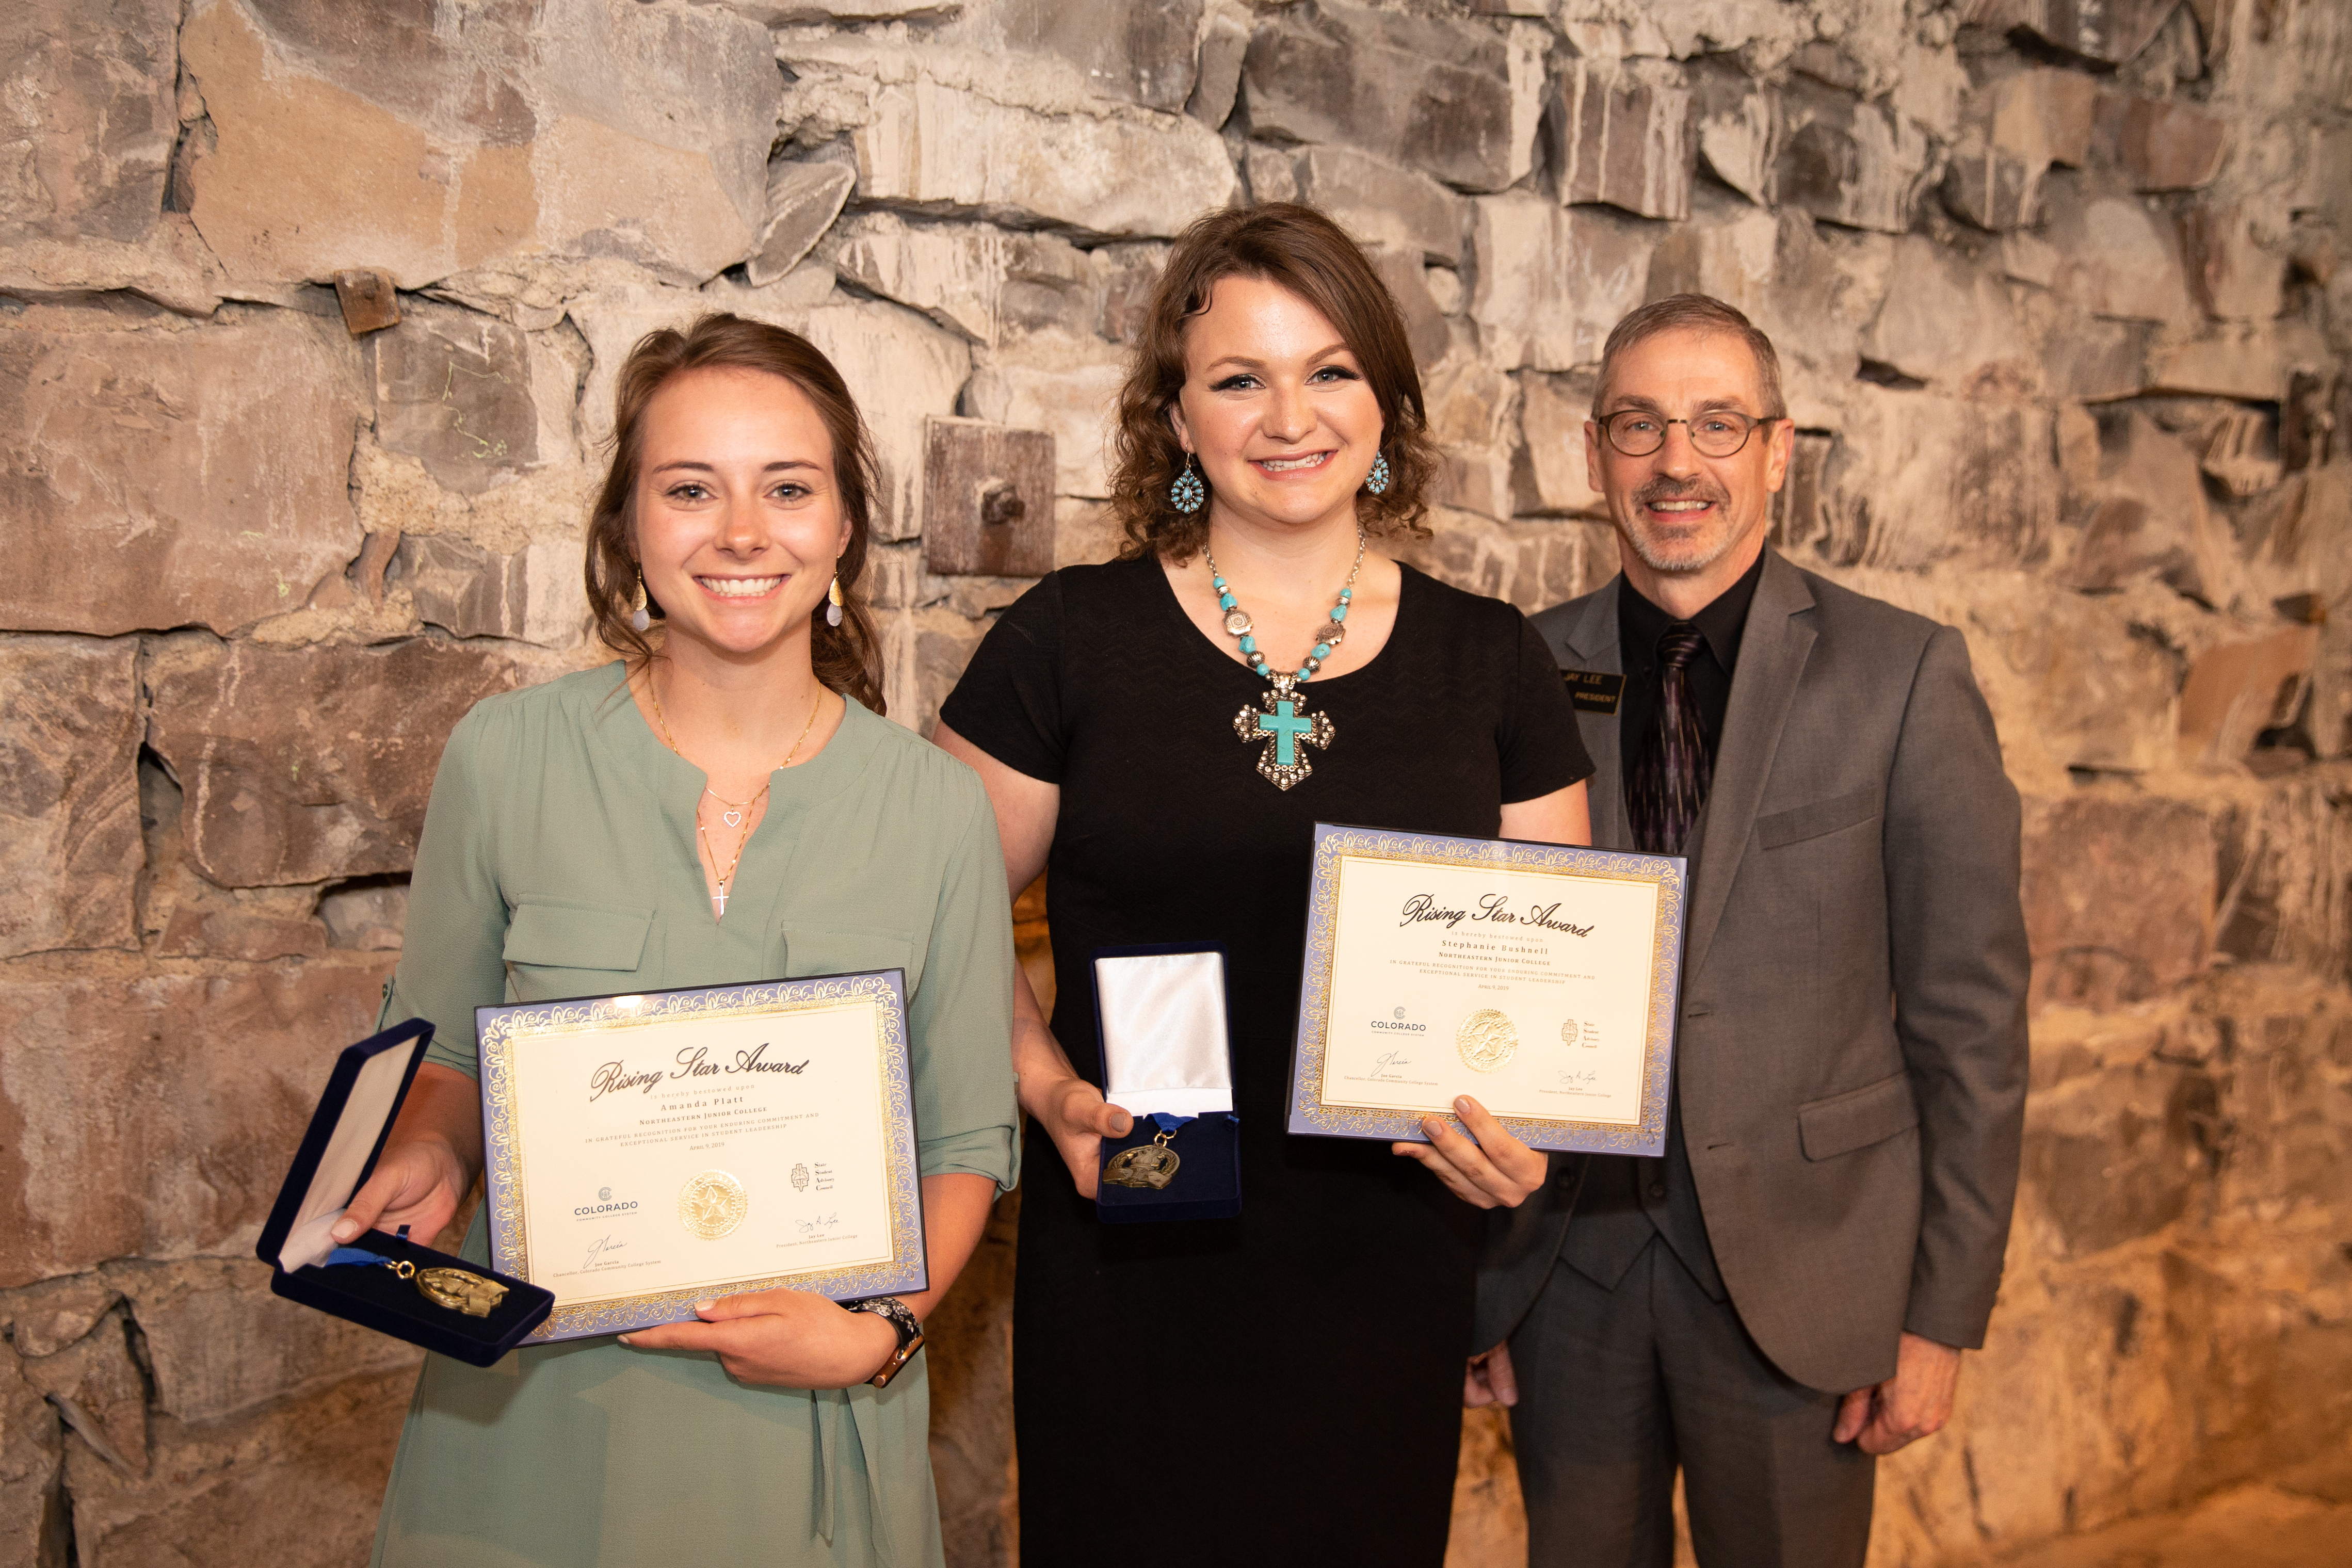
[1287,825,1686,1156]
[477,971,927,1345]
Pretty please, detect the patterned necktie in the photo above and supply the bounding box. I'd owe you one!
[1629,625,1713,855]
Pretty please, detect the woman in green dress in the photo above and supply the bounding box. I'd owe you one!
[336,313,1017,1568]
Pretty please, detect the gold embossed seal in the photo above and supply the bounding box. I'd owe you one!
[1456,1009,1518,1072]
[679,1169,749,1239]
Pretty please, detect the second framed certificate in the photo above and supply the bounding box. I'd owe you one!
[477,971,926,1345]
[1288,825,1686,1155]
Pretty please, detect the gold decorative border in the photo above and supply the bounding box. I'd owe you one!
[476,972,924,1344]
[1286,826,1686,1153]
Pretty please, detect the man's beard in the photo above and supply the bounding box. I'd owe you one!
[1620,476,1742,574]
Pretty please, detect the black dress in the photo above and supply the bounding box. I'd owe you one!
[940,556,1592,1563]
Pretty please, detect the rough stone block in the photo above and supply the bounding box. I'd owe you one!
[2119,96,2231,191]
[992,0,1205,114]
[1990,68,2099,169]
[2145,319,2323,402]
[1775,82,1932,235]
[2021,1064,2210,1254]
[61,1365,415,1568]
[878,602,989,738]
[2178,626,2321,770]
[2183,203,2281,322]
[1366,245,1450,367]
[853,75,1236,238]
[2201,408,2283,497]
[318,883,407,950]
[1970,0,2183,66]
[962,331,1127,498]
[821,213,1091,346]
[1860,236,2035,395]
[180,0,778,287]
[156,909,327,963]
[0,1344,63,1567]
[0,0,178,244]
[1817,393,2059,571]
[146,638,530,888]
[746,160,857,288]
[1244,143,1299,205]
[367,302,538,496]
[0,312,367,636]
[1394,510,1600,616]
[1243,3,1520,193]
[1550,59,1693,221]
[0,963,394,1286]
[1689,57,1775,206]
[19,1306,145,1475]
[1963,585,2177,778]
[1092,242,1165,345]
[922,418,1057,577]
[3,1275,121,1359]
[0,637,141,959]
[1469,193,1654,374]
[2061,413,2227,597]
[2044,192,2195,325]
[1942,135,2048,231]
[108,1258,423,1427]
[1293,145,1472,267]
[393,534,589,646]
[1187,7,1249,128]
[2020,795,2215,1010]
[1511,370,1600,520]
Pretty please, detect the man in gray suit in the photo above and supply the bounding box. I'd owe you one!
[1469,295,2030,1565]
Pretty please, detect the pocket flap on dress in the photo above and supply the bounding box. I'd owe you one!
[1757,787,1881,850]
[503,901,653,972]
[1798,1072,1920,1161]
[782,927,915,984]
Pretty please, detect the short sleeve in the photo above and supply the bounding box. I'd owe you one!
[1500,610,1595,804]
[937,574,1068,784]
[383,704,511,1079]
[907,786,1021,1191]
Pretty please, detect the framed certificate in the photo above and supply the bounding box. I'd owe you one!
[476,971,927,1345]
[1287,825,1686,1155]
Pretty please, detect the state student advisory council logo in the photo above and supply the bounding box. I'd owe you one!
[575,1184,639,1218]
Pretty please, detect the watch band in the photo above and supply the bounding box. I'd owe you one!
[844,1296,925,1388]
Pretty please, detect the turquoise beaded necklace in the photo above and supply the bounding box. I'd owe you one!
[1203,529,1364,790]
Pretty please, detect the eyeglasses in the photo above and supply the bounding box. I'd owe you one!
[1599,409,1781,459]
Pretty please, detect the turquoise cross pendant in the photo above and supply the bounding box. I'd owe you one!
[1233,678,1334,790]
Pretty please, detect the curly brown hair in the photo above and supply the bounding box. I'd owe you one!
[584,313,885,715]
[1107,202,1439,562]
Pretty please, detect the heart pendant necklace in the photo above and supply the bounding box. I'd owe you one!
[646,670,826,917]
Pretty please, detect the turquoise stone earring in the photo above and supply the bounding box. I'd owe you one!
[1170,454,1206,513]
[1364,452,1391,496]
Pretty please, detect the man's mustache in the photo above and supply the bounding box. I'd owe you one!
[1633,478,1731,509]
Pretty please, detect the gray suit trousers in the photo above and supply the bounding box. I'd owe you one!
[1509,1239,1875,1568]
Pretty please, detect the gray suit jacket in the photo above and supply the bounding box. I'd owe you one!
[1476,549,2030,1395]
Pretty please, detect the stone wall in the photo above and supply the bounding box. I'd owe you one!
[4,1,2348,1564]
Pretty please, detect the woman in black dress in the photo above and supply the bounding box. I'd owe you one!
[935,203,1594,1560]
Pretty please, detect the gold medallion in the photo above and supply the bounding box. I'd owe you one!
[1101,1130,1182,1190]
[679,1169,749,1238]
[1457,1008,1519,1072]
[414,1266,511,1317]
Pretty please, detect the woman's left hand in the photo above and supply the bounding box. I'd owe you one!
[618,1288,899,1388]
[1391,1096,1548,1209]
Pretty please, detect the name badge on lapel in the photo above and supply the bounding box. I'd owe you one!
[1561,670,1625,715]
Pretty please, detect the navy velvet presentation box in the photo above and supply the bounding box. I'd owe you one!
[257,1019,553,1367]
[1090,943,1242,1225]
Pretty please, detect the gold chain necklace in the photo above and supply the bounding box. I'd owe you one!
[645,668,825,916]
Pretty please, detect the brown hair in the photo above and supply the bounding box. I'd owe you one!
[584,313,886,716]
[1594,294,1787,419]
[1107,202,1439,561]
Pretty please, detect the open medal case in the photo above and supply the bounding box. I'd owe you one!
[256,1018,553,1366]
[1090,944,1242,1224]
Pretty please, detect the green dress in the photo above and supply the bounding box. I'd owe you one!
[368,664,1017,1568]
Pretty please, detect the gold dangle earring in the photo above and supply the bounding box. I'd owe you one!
[825,574,844,628]
[629,565,651,633]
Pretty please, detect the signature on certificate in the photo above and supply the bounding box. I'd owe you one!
[1372,1050,1413,1078]
[1555,1068,1600,1090]
[582,1234,627,1271]
[796,1213,841,1239]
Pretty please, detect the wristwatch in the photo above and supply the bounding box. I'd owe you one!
[844,1296,925,1388]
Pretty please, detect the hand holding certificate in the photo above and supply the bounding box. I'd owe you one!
[1288,825,1686,1155]
[477,971,928,1345]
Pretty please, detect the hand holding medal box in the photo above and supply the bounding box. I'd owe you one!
[1090,945,1243,1223]
[1286,825,1688,1155]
